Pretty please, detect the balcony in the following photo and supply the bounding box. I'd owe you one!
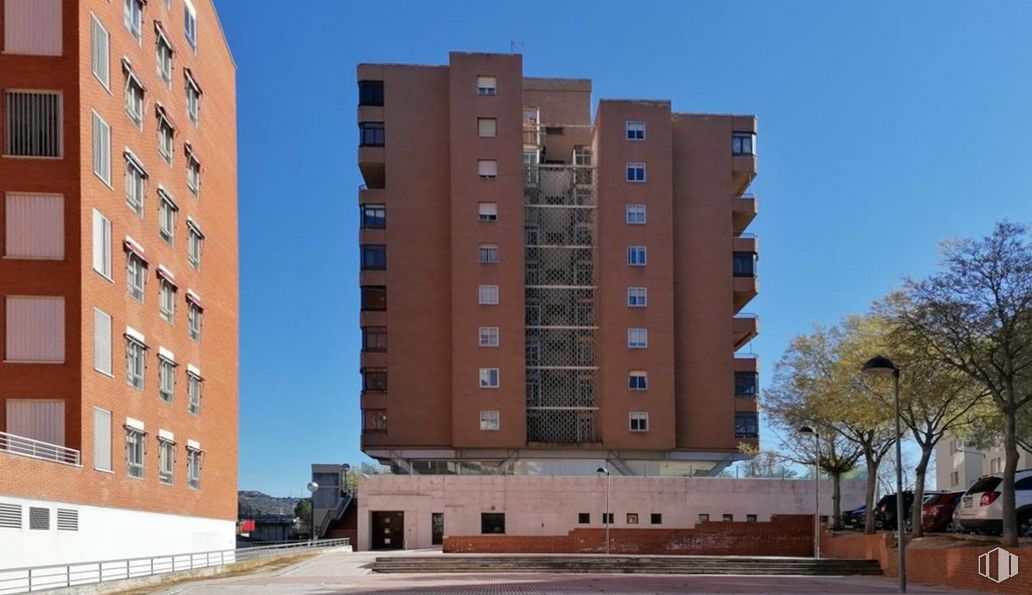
[731,124,757,195]
[734,353,759,374]
[733,194,757,235]
[733,313,759,350]
[0,430,81,466]
[733,249,758,312]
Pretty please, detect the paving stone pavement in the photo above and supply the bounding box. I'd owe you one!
[145,549,977,594]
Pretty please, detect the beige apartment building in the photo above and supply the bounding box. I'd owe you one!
[357,52,759,477]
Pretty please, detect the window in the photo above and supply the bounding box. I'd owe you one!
[481,513,505,534]
[126,425,145,478]
[479,368,500,388]
[735,372,758,398]
[124,0,143,39]
[601,513,614,525]
[91,15,110,88]
[629,372,648,391]
[627,328,648,349]
[732,132,756,156]
[184,0,197,50]
[156,276,175,324]
[90,209,112,278]
[478,285,499,305]
[126,246,147,302]
[477,160,498,178]
[477,118,497,137]
[156,23,173,84]
[627,513,639,524]
[93,309,112,375]
[735,412,759,438]
[358,80,384,106]
[950,471,959,487]
[479,410,500,431]
[361,204,386,229]
[626,204,646,224]
[5,399,64,445]
[159,189,177,243]
[185,69,201,123]
[363,409,387,433]
[650,513,662,525]
[4,91,61,157]
[158,353,175,402]
[361,244,387,270]
[187,368,202,414]
[362,326,387,352]
[158,435,175,484]
[186,151,201,196]
[626,121,646,140]
[476,76,497,96]
[158,110,174,163]
[362,368,387,392]
[477,202,498,221]
[361,285,386,310]
[187,220,203,269]
[4,0,62,56]
[187,300,202,340]
[746,514,758,523]
[578,513,590,524]
[723,514,734,522]
[626,162,646,182]
[733,252,757,277]
[630,411,649,431]
[126,331,146,389]
[93,407,112,472]
[478,326,499,347]
[125,151,147,214]
[4,193,63,259]
[124,65,145,126]
[478,244,499,263]
[359,122,385,146]
[5,297,64,363]
[699,514,709,523]
[91,112,111,184]
[187,445,202,489]
[627,246,647,266]
[627,287,647,307]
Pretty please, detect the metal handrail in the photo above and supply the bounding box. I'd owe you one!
[317,496,352,538]
[0,538,349,594]
[0,431,81,466]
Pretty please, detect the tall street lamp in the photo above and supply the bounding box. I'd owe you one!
[306,481,319,544]
[799,426,820,559]
[596,467,611,555]
[862,355,906,593]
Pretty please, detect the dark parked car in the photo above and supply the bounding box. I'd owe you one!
[841,505,866,529]
[922,491,963,532]
[875,492,916,529]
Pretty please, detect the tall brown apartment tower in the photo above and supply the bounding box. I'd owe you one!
[358,52,758,476]
[0,0,238,567]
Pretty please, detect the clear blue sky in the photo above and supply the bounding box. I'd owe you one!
[215,0,1032,496]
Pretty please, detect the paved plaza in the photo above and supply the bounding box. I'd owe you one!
[142,550,973,594]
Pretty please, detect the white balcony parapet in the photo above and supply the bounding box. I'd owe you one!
[0,430,81,466]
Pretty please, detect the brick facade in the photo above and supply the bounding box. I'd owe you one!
[444,514,813,557]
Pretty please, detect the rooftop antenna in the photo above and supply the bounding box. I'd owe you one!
[510,40,525,55]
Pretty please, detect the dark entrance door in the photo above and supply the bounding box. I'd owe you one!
[431,512,444,545]
[371,511,404,550]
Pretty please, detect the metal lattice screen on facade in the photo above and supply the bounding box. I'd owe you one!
[524,163,599,444]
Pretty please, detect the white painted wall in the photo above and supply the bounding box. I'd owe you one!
[357,475,865,551]
[0,494,235,570]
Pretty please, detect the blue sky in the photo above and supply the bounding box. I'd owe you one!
[216,0,1032,496]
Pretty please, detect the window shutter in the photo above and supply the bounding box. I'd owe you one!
[90,15,109,87]
[5,297,65,363]
[93,309,112,374]
[4,193,64,259]
[3,0,62,56]
[93,407,112,471]
[5,399,65,445]
[477,160,498,177]
[92,209,111,275]
[92,113,111,183]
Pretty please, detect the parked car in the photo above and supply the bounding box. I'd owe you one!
[875,492,915,530]
[841,505,866,529]
[922,491,964,532]
[954,470,1032,536]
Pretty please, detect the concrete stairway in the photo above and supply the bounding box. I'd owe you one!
[370,555,882,575]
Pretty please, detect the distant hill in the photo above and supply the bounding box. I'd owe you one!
[238,490,302,517]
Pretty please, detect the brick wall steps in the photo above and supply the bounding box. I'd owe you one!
[370,555,882,575]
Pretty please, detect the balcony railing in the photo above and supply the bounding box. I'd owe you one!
[0,431,80,466]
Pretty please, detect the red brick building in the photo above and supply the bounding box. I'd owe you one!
[358,52,759,476]
[0,0,237,567]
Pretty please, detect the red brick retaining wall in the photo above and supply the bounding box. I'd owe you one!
[444,514,813,556]
[823,531,1032,593]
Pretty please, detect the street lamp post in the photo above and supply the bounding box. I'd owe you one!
[799,426,820,559]
[862,355,906,594]
[596,467,611,555]
[306,481,319,544]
